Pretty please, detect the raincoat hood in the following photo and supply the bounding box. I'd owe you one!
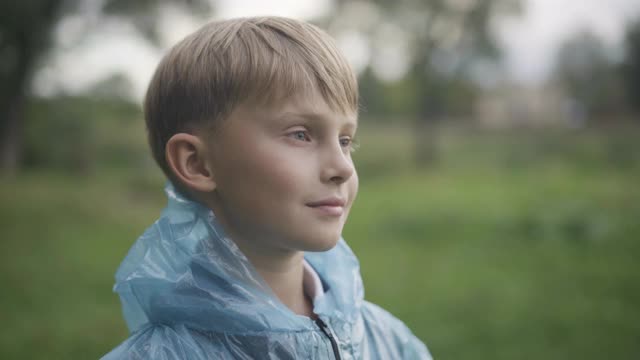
[103,183,431,359]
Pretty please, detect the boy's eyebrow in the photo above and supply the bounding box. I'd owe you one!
[279,111,358,130]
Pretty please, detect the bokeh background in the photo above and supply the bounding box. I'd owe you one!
[2,0,640,359]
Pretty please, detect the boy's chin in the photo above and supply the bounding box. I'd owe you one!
[300,235,341,253]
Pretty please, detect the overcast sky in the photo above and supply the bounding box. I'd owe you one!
[34,0,640,99]
[496,0,640,83]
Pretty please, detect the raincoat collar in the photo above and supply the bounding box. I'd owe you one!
[114,182,364,334]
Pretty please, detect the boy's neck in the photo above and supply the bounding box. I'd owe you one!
[220,229,315,317]
[247,250,315,318]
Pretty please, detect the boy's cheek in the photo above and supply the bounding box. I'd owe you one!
[349,172,359,203]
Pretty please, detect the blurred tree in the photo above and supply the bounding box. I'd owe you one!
[87,72,136,102]
[323,0,521,166]
[621,19,640,116]
[24,92,141,173]
[0,0,211,175]
[552,30,626,123]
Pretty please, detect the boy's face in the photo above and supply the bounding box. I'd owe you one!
[203,88,358,255]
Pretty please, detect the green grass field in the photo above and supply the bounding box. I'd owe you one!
[1,125,639,359]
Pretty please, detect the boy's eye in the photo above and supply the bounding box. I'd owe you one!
[289,130,311,142]
[340,136,359,152]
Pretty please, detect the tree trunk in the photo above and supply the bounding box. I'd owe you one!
[413,77,444,169]
[0,95,26,176]
[0,1,62,175]
[414,116,439,168]
[0,33,31,176]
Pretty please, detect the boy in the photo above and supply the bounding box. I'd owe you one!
[103,17,432,359]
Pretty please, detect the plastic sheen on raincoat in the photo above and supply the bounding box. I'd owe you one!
[102,183,432,359]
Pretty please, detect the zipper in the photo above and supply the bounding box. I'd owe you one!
[315,317,342,360]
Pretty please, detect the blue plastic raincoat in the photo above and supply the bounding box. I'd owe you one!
[102,184,432,359]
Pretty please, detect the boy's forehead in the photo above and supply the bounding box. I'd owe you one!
[252,92,358,126]
[278,109,358,129]
[260,85,355,115]
[241,79,357,118]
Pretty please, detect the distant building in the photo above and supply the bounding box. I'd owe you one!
[473,83,577,128]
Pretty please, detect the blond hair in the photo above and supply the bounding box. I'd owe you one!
[144,16,359,180]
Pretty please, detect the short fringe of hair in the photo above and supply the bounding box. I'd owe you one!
[144,16,359,181]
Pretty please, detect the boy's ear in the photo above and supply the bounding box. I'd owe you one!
[165,133,216,192]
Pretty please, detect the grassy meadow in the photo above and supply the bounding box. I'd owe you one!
[1,123,639,359]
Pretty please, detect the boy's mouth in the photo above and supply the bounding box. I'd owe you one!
[306,197,346,217]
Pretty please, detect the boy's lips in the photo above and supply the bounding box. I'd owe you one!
[306,197,346,217]
[307,197,346,207]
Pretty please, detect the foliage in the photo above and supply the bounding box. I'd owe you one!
[322,0,522,167]
[23,95,146,172]
[552,30,627,120]
[0,0,212,173]
[325,0,521,118]
[621,19,640,114]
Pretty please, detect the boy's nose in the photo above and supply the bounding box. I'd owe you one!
[321,143,355,184]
